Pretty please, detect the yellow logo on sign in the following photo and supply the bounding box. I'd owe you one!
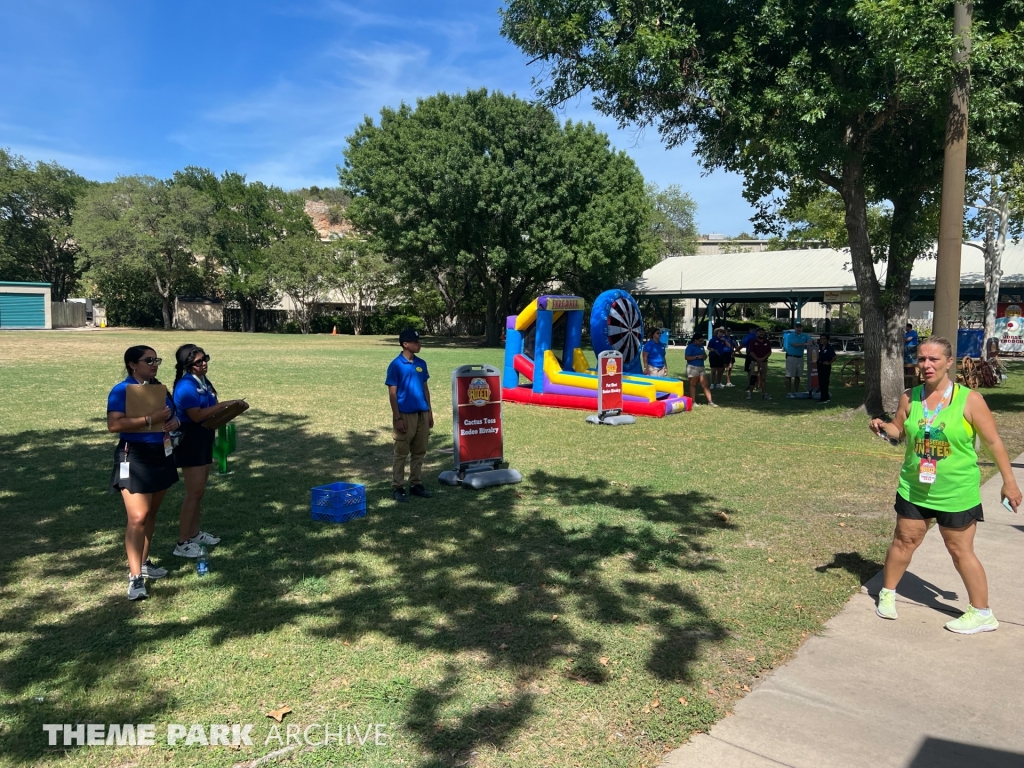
[467,377,490,406]
[606,358,618,376]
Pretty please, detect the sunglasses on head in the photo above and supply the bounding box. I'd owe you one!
[190,354,211,366]
[140,357,162,366]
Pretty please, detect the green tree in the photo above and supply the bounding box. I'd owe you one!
[767,188,895,251]
[173,168,316,332]
[340,89,657,344]
[502,0,1024,413]
[0,149,94,300]
[648,183,699,258]
[337,242,400,335]
[73,176,214,328]
[268,235,347,334]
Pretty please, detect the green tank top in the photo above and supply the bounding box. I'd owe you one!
[898,384,981,512]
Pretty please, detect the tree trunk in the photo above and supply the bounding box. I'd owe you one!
[249,301,257,333]
[839,163,887,415]
[839,162,916,414]
[982,184,1008,349]
[484,290,500,346]
[161,296,174,329]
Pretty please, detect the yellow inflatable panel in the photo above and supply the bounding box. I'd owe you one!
[573,348,591,373]
[544,351,659,402]
[515,299,539,331]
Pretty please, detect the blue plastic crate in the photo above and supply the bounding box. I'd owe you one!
[311,482,367,523]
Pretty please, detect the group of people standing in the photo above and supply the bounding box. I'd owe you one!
[106,344,248,600]
[642,323,838,406]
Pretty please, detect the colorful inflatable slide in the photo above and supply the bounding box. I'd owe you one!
[501,291,692,417]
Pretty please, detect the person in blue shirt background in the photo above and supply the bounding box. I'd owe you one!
[684,332,716,406]
[708,327,735,389]
[904,322,920,365]
[642,326,668,376]
[386,329,434,502]
[784,322,812,397]
[172,344,248,560]
[106,345,180,601]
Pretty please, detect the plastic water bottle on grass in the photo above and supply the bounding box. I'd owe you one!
[197,543,209,577]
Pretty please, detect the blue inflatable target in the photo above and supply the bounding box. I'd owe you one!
[591,289,644,374]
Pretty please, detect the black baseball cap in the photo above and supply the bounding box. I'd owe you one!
[399,329,421,344]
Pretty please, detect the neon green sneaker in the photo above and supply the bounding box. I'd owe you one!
[876,589,898,620]
[945,606,999,634]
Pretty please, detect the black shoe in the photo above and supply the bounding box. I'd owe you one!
[393,487,409,503]
[410,484,433,499]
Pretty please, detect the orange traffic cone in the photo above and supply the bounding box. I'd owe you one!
[332,325,337,335]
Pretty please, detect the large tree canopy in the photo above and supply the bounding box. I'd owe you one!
[0,149,94,300]
[340,88,658,344]
[73,176,214,329]
[172,168,315,332]
[502,0,1024,413]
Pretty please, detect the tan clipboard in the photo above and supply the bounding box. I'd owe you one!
[125,384,168,432]
[202,400,247,430]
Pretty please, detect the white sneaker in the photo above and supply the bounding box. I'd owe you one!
[709,402,719,407]
[763,393,772,400]
[128,575,148,601]
[194,531,221,546]
[725,383,735,387]
[173,540,201,558]
[141,559,168,579]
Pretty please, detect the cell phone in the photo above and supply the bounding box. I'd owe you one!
[1002,497,1016,514]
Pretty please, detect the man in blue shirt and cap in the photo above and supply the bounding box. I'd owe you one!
[784,322,812,397]
[385,329,433,502]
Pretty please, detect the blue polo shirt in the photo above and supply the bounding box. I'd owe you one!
[684,342,706,367]
[385,354,430,413]
[106,377,174,443]
[174,374,218,425]
[904,329,919,347]
[784,332,811,356]
[708,336,733,356]
[642,339,666,368]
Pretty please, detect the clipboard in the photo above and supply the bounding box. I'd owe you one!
[125,384,168,432]
[202,400,247,430]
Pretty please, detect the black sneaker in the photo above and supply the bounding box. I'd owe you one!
[410,484,433,499]
[393,487,409,503]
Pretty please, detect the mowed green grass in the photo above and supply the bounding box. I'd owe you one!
[1,331,1021,768]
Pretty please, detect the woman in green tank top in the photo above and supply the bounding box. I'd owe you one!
[868,337,1021,634]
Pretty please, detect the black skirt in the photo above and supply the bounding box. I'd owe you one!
[175,422,215,468]
[109,440,179,495]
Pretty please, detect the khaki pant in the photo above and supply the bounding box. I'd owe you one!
[392,410,430,488]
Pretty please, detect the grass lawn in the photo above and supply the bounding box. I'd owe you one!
[1,330,1021,768]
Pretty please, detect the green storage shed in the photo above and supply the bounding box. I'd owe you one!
[0,282,52,329]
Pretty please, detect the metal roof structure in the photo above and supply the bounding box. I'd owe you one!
[627,242,1024,303]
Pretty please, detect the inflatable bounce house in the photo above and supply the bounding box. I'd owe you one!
[502,289,692,417]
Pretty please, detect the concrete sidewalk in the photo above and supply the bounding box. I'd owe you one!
[662,455,1024,768]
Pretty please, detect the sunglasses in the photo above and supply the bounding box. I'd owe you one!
[140,357,162,366]
[190,354,211,366]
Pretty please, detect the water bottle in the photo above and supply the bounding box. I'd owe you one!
[196,543,209,577]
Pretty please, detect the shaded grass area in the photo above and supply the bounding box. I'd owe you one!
[0,331,1020,767]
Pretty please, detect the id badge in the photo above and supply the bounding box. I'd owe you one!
[163,433,173,457]
[120,461,130,480]
[918,458,937,485]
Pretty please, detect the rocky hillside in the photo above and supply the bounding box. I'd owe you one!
[303,199,354,241]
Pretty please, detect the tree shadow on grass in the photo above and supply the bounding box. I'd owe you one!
[0,413,734,766]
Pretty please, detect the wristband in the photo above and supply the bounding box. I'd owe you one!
[146,415,152,428]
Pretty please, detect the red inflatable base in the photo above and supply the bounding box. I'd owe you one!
[502,385,690,418]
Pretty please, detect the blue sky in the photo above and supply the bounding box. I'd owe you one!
[0,0,755,235]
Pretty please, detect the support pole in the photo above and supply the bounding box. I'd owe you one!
[707,298,716,340]
[933,1,973,358]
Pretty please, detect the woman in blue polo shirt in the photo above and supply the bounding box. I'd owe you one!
[107,345,180,601]
[172,344,248,559]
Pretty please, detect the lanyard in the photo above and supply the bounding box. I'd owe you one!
[191,374,211,406]
[921,383,954,434]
